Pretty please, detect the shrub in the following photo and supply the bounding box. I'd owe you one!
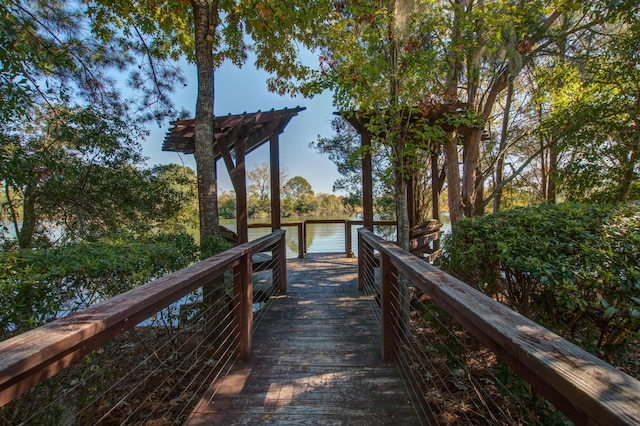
[437,202,640,352]
[0,233,199,339]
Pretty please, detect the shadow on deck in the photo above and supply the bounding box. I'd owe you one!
[185,253,422,425]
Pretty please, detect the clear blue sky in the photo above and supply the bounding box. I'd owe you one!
[141,57,343,195]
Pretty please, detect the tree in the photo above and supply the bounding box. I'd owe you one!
[536,7,640,203]
[0,0,182,126]
[315,193,348,216]
[0,105,194,248]
[303,1,636,228]
[0,0,191,248]
[311,116,394,216]
[247,162,272,217]
[87,0,334,242]
[283,176,313,200]
[149,164,200,234]
[282,176,315,216]
[218,190,236,219]
[305,0,441,248]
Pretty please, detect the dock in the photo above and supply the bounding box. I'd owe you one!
[185,253,423,425]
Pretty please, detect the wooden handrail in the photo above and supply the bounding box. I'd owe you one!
[249,219,397,259]
[0,230,286,407]
[358,228,640,425]
[248,222,304,258]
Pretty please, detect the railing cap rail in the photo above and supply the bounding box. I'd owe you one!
[0,230,285,406]
[358,227,640,425]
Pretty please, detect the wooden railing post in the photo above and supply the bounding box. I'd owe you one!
[273,233,287,293]
[302,221,308,255]
[381,251,399,362]
[234,253,253,361]
[297,222,304,259]
[345,220,354,258]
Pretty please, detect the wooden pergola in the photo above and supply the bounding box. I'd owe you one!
[163,107,306,243]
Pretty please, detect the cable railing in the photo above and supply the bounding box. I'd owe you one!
[358,227,640,425]
[0,231,286,424]
[248,219,398,258]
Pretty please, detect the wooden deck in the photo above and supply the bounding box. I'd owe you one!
[185,253,422,425]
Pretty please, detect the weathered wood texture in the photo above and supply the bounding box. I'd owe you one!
[0,231,286,407]
[359,228,640,426]
[186,254,422,425]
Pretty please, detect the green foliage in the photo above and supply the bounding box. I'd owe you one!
[199,235,233,260]
[311,116,394,215]
[0,106,198,247]
[218,190,237,220]
[282,176,316,216]
[148,164,199,234]
[495,362,572,426]
[247,162,273,218]
[437,202,640,352]
[533,7,640,204]
[0,233,199,339]
[0,0,182,126]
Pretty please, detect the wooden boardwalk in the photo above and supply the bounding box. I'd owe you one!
[186,253,422,425]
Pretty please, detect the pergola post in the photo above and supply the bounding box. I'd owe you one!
[235,137,248,244]
[162,107,306,245]
[270,133,281,231]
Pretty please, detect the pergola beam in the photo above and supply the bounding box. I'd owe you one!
[163,107,306,241]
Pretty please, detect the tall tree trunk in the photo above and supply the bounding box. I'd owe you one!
[462,130,481,216]
[546,137,557,203]
[4,181,22,246]
[545,14,569,204]
[191,0,220,241]
[494,78,514,212]
[389,0,411,251]
[617,137,640,202]
[443,0,464,225]
[538,103,548,201]
[444,133,463,225]
[463,68,509,217]
[17,185,38,249]
[462,10,561,215]
[191,0,223,336]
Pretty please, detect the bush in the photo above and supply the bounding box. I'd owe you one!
[0,233,199,339]
[437,202,640,352]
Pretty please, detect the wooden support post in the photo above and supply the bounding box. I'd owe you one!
[297,223,304,259]
[381,252,399,362]
[234,253,253,361]
[302,222,308,254]
[345,220,354,258]
[236,138,248,244]
[270,134,281,231]
[358,232,366,292]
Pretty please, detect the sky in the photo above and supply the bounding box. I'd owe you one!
[141,58,343,195]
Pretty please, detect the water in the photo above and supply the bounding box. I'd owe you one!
[220,215,450,258]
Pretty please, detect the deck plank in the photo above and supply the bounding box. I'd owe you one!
[186,253,422,425]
